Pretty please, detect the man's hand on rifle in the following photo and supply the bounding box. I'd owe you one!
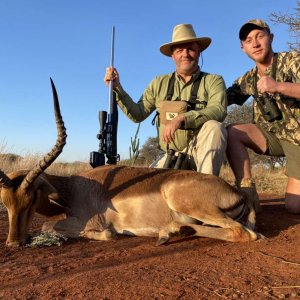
[104,67,120,89]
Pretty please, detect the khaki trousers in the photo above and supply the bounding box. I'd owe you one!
[150,120,227,176]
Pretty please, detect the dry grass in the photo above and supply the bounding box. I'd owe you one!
[47,162,92,176]
[0,154,91,176]
[220,164,287,195]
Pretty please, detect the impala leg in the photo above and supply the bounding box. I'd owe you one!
[81,229,116,241]
[42,217,115,241]
[180,221,259,242]
[157,215,261,245]
[246,206,256,231]
[185,211,260,242]
[42,217,83,238]
[157,221,188,245]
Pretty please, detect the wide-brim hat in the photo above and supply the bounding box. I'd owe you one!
[239,19,270,40]
[160,24,212,57]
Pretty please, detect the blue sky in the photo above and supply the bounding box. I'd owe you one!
[0,0,297,162]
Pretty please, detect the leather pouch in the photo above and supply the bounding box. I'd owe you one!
[158,101,189,125]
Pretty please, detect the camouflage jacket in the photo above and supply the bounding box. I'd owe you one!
[227,51,300,146]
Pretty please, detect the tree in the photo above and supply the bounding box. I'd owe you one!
[0,153,21,163]
[138,136,162,166]
[224,101,253,125]
[270,1,300,50]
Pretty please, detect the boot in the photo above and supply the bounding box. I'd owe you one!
[236,178,262,213]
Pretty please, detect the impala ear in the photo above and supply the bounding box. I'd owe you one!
[0,169,13,189]
[33,174,66,207]
[48,192,66,207]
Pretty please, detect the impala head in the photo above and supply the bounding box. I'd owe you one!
[0,79,67,247]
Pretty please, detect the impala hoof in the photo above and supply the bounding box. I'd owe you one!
[156,236,170,246]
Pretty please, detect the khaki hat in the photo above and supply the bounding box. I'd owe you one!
[239,19,270,40]
[160,24,211,57]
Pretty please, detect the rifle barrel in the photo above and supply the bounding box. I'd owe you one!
[108,26,115,114]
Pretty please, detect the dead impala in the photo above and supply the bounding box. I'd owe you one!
[0,79,262,247]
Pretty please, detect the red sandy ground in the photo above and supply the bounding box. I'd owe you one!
[0,194,299,300]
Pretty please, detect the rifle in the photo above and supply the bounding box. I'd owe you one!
[90,26,120,168]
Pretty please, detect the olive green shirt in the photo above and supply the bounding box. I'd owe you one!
[113,69,227,151]
[114,69,227,127]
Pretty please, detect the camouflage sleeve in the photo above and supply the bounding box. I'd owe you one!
[287,51,300,83]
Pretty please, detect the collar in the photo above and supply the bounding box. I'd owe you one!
[255,52,278,78]
[175,67,201,84]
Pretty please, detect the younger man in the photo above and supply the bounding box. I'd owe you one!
[227,19,300,213]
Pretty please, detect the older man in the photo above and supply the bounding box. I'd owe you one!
[104,24,227,175]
